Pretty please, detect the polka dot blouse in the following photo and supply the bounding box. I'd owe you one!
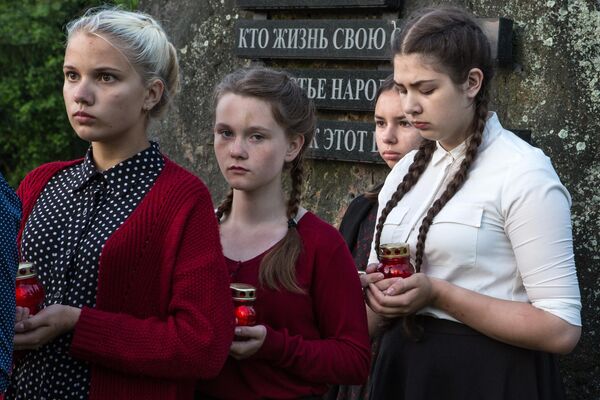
[0,173,20,394]
[7,142,164,400]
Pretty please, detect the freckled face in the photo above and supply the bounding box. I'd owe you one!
[374,89,423,168]
[213,93,301,193]
[393,53,477,150]
[63,32,148,144]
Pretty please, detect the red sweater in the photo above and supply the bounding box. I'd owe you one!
[16,158,234,400]
[197,212,371,399]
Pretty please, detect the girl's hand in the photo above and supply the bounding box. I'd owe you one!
[229,325,267,360]
[14,306,31,326]
[365,273,436,318]
[359,263,384,288]
[14,304,81,350]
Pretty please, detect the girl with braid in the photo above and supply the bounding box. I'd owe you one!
[362,7,581,399]
[196,67,370,399]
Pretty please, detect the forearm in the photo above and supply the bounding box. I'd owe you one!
[432,278,581,354]
[366,305,385,337]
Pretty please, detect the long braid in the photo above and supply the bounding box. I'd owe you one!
[215,188,233,222]
[414,99,489,272]
[373,140,436,260]
[286,158,303,219]
[259,160,304,293]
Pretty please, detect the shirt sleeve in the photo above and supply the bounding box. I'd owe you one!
[501,152,581,326]
[252,237,371,385]
[0,174,21,393]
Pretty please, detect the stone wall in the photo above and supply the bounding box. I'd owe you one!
[139,0,599,397]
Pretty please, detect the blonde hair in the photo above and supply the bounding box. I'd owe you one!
[66,6,180,117]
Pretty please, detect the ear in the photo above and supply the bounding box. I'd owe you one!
[464,68,484,100]
[284,134,305,163]
[143,78,165,112]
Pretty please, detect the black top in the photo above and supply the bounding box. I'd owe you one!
[338,185,381,271]
[8,142,164,400]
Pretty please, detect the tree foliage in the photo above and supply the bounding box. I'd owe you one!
[0,0,138,187]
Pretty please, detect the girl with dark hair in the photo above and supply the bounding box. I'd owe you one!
[196,67,370,399]
[9,7,233,400]
[362,7,581,399]
[330,75,422,400]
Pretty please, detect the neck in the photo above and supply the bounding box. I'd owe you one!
[228,183,288,226]
[91,134,150,171]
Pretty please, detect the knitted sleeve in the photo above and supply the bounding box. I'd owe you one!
[70,181,234,380]
[253,224,371,384]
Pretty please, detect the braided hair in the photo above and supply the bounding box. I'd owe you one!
[375,7,494,273]
[213,68,316,293]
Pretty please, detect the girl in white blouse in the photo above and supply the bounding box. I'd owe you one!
[363,6,581,400]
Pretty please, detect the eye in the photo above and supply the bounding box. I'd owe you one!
[99,73,116,83]
[64,71,79,81]
[375,120,386,128]
[399,119,411,128]
[249,133,265,142]
[216,129,234,139]
[420,87,435,95]
[395,86,407,95]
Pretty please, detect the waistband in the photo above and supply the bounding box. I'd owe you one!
[415,315,482,336]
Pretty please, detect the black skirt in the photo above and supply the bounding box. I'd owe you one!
[369,316,565,400]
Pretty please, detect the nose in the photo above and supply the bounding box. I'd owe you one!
[402,92,422,117]
[71,79,94,106]
[229,136,248,159]
[381,124,398,145]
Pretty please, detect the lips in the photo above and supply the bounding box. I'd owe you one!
[73,110,96,124]
[228,165,249,173]
[381,151,402,161]
[411,121,429,130]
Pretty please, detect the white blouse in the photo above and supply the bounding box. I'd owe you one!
[368,113,581,326]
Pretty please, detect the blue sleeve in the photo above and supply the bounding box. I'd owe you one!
[0,172,21,392]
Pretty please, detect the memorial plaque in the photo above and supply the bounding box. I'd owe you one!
[307,120,531,163]
[234,18,513,65]
[236,0,402,10]
[288,68,392,111]
[308,120,382,164]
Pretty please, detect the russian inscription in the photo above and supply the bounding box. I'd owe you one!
[236,0,402,9]
[234,18,512,64]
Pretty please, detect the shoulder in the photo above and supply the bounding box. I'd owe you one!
[298,212,346,249]
[19,159,82,195]
[156,158,212,201]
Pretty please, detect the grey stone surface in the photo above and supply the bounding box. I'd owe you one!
[140,0,599,397]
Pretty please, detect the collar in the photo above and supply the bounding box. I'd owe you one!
[68,141,163,196]
[430,112,499,166]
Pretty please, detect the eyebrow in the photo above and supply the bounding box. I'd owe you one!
[214,122,273,134]
[62,65,124,73]
[394,79,437,87]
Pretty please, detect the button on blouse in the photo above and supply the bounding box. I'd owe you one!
[7,142,164,400]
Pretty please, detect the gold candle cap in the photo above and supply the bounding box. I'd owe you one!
[378,243,410,259]
[17,262,37,280]
[230,283,256,301]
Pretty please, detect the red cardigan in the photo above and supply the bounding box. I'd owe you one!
[197,212,371,399]
[16,158,234,400]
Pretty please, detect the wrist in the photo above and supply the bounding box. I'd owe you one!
[64,306,81,331]
[429,277,449,309]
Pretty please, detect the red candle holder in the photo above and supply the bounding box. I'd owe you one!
[376,243,414,279]
[230,283,256,327]
[15,262,45,315]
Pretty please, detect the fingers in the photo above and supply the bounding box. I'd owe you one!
[365,263,380,274]
[360,271,384,288]
[14,306,30,325]
[234,325,266,340]
[13,327,50,350]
